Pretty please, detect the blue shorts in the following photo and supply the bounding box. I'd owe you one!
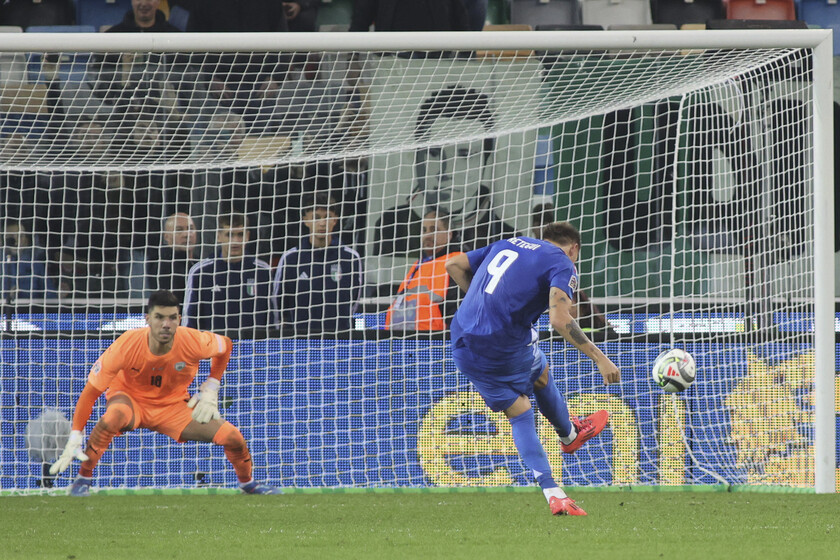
[452,343,548,412]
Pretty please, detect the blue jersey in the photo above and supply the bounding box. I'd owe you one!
[450,237,578,372]
[182,255,274,334]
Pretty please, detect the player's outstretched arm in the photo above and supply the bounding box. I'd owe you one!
[49,382,103,474]
[548,287,620,385]
[445,253,473,293]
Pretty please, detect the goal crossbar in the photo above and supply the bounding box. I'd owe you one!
[0,30,832,53]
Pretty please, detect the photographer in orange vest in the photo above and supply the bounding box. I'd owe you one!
[385,208,464,331]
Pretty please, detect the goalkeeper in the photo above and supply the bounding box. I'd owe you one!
[51,290,280,496]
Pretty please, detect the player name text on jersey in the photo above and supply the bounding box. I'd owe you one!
[506,238,541,251]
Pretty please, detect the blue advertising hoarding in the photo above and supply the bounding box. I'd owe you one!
[1,339,838,490]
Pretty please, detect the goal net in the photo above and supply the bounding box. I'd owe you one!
[0,31,835,493]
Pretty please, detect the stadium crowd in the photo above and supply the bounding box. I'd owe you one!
[0,0,827,336]
[0,0,496,334]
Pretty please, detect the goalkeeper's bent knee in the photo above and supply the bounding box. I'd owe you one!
[212,421,246,448]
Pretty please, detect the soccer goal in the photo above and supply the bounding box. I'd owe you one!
[0,30,835,494]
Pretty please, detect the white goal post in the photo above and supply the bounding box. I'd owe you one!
[0,30,834,494]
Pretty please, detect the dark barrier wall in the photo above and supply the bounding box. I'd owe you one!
[1,339,838,490]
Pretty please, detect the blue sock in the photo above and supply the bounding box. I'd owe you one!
[534,375,573,437]
[509,408,557,489]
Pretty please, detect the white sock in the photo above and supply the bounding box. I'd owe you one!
[559,425,577,445]
[239,479,254,487]
[542,486,568,503]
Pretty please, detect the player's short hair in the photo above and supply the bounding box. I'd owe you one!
[218,213,247,230]
[147,290,181,313]
[163,212,193,234]
[423,207,451,231]
[542,222,581,247]
[301,192,337,218]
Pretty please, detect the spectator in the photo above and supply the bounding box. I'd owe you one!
[182,213,274,337]
[147,213,199,304]
[350,0,469,31]
[273,193,363,334]
[284,1,320,32]
[1,220,56,302]
[52,245,124,301]
[49,191,127,300]
[186,0,289,113]
[108,0,180,32]
[185,0,288,31]
[385,209,463,331]
[94,0,180,105]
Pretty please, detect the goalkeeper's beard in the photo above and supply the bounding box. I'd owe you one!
[157,329,174,342]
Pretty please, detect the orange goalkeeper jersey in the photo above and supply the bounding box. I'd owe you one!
[87,326,231,405]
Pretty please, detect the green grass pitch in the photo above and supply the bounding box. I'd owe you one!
[3,489,839,559]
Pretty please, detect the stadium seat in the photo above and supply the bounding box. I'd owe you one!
[580,0,653,27]
[479,24,535,58]
[0,27,27,85]
[535,24,604,30]
[725,0,797,20]
[24,27,95,85]
[510,0,582,27]
[237,135,293,162]
[0,112,49,145]
[608,23,678,29]
[482,23,534,30]
[26,52,92,85]
[707,18,807,27]
[798,0,840,54]
[25,25,97,33]
[651,0,725,26]
[0,109,49,166]
[0,0,75,28]
[0,83,49,113]
[75,0,133,31]
[319,24,351,32]
[167,5,190,31]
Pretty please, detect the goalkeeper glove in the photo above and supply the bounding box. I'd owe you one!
[50,430,89,475]
[187,378,222,423]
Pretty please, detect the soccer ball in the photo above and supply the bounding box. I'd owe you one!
[652,348,696,393]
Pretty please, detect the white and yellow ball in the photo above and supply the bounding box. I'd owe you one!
[652,348,696,393]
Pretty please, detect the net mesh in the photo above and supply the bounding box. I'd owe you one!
[0,37,831,491]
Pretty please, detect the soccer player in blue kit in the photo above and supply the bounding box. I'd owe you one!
[445,222,621,516]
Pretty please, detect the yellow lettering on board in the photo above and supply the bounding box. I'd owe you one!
[657,395,687,485]
[418,391,639,486]
[566,394,639,485]
[417,392,516,486]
